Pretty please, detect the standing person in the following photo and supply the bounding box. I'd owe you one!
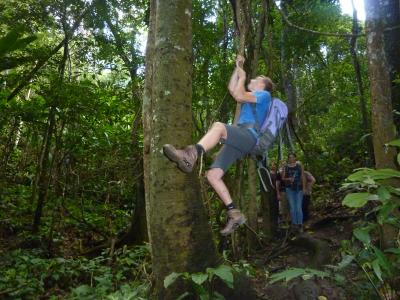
[302,170,316,222]
[282,153,306,231]
[163,55,275,236]
[276,162,289,226]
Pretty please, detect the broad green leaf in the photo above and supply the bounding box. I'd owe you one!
[164,272,181,288]
[191,273,208,285]
[373,169,400,179]
[269,268,306,284]
[342,193,372,208]
[213,265,234,288]
[387,186,400,196]
[377,202,398,225]
[387,139,400,147]
[384,248,400,254]
[377,186,391,202]
[306,269,330,278]
[269,268,329,284]
[348,169,400,182]
[192,283,208,300]
[373,246,392,274]
[397,153,400,165]
[362,177,375,185]
[371,259,383,282]
[347,168,374,181]
[353,227,370,245]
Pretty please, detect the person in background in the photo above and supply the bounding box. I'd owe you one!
[302,170,316,223]
[282,153,306,232]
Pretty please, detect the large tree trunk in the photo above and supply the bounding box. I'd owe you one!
[381,0,400,132]
[365,0,398,249]
[143,0,218,298]
[365,0,397,169]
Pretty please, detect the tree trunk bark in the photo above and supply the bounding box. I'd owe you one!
[260,169,279,239]
[143,1,219,298]
[365,0,398,249]
[365,0,397,169]
[381,0,400,132]
[32,107,56,233]
[281,0,297,123]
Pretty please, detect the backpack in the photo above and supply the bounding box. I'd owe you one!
[251,97,288,156]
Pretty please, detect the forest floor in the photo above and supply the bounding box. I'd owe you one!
[249,197,368,300]
[0,191,381,300]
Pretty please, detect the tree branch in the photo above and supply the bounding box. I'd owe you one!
[272,0,365,38]
[7,2,96,101]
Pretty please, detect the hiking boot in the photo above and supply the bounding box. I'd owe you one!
[220,209,247,236]
[163,144,198,173]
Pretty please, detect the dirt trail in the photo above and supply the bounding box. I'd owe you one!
[251,202,360,300]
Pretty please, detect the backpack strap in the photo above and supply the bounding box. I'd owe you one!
[250,96,275,134]
[250,103,260,132]
[251,97,275,189]
[256,155,275,192]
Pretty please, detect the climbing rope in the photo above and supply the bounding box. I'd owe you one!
[198,152,204,178]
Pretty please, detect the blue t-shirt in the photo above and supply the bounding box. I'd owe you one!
[237,90,271,128]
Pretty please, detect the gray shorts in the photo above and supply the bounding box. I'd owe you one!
[210,124,257,172]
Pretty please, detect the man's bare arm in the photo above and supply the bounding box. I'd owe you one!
[228,67,239,96]
[231,67,256,103]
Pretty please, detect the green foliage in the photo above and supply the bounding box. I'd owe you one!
[0,0,389,298]
[342,192,377,208]
[0,27,37,58]
[164,264,234,300]
[339,143,400,299]
[269,267,330,284]
[0,245,150,299]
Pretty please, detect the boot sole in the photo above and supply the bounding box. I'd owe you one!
[220,218,247,236]
[163,145,192,173]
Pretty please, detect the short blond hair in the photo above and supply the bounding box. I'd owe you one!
[258,75,274,92]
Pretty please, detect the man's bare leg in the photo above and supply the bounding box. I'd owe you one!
[207,167,246,235]
[206,168,233,206]
[197,122,227,152]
